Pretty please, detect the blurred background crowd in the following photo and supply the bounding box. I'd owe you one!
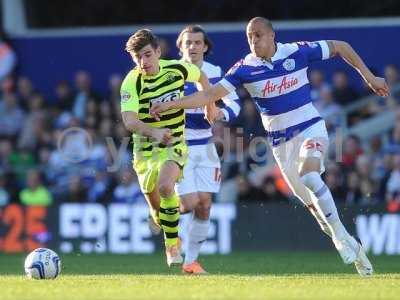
[0,28,400,209]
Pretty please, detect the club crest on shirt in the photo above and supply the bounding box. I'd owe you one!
[282,59,295,71]
[166,73,175,83]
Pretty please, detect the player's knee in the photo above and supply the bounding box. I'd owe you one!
[179,193,200,213]
[300,171,324,193]
[158,182,174,198]
[180,201,195,214]
[179,202,190,214]
[195,200,211,220]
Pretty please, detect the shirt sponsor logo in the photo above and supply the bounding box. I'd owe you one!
[262,76,299,97]
[150,90,180,105]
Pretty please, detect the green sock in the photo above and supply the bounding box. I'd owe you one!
[159,193,180,247]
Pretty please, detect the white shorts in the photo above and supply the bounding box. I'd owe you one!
[272,120,329,206]
[175,143,221,195]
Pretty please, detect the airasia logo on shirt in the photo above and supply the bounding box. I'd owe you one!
[262,76,299,97]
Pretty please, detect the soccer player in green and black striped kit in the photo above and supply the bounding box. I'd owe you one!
[120,29,213,266]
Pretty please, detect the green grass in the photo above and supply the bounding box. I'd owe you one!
[1,252,400,300]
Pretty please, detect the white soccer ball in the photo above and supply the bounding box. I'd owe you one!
[24,248,61,279]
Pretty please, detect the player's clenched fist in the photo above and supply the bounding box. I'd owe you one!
[151,128,172,144]
[150,102,173,120]
[204,103,220,124]
[367,76,390,97]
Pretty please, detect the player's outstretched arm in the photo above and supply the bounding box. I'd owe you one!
[150,83,229,118]
[122,111,172,144]
[328,40,389,97]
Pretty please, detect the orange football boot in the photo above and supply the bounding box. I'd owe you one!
[182,261,208,274]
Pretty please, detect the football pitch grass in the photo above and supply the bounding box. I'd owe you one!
[1,252,399,300]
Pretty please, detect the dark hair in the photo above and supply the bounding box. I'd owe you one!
[125,29,159,53]
[176,25,213,56]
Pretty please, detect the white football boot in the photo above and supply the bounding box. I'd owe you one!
[353,240,373,277]
[165,243,183,267]
[332,235,357,264]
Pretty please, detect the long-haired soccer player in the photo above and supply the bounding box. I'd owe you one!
[151,17,390,276]
[176,25,240,274]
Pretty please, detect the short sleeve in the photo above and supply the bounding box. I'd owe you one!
[217,67,241,121]
[120,72,139,113]
[220,91,241,122]
[297,40,330,62]
[219,60,244,93]
[179,61,201,83]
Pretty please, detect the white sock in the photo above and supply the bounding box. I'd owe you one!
[301,172,352,242]
[184,216,210,265]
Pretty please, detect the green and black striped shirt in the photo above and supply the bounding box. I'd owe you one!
[120,59,201,156]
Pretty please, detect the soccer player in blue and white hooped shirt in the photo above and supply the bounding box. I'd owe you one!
[151,17,390,276]
[176,25,240,274]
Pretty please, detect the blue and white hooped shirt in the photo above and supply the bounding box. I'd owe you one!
[184,61,241,146]
[219,41,330,146]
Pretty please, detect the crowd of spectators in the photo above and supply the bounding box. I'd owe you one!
[0,35,399,209]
